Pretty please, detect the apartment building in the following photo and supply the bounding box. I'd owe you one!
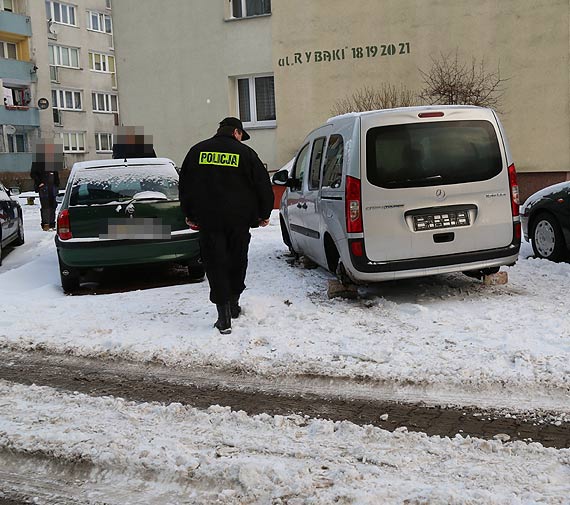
[0,0,119,189]
[112,0,570,201]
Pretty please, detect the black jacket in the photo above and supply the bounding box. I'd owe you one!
[30,162,60,192]
[179,133,274,230]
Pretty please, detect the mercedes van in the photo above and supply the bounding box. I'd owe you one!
[272,106,520,283]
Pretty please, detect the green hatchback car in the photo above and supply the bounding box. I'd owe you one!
[55,158,203,292]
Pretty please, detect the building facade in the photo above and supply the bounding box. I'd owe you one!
[111,0,570,202]
[1,0,119,189]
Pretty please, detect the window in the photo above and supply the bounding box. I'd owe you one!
[366,120,502,189]
[88,52,116,87]
[308,137,326,190]
[45,1,76,26]
[2,0,14,12]
[0,40,17,60]
[7,133,26,153]
[87,10,112,33]
[49,44,80,68]
[231,0,270,18]
[105,0,111,9]
[291,144,310,191]
[95,133,113,152]
[236,74,275,127]
[4,86,31,106]
[60,132,85,152]
[92,92,118,113]
[322,135,344,189]
[52,89,82,111]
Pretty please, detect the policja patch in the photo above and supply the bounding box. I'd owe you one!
[199,151,240,167]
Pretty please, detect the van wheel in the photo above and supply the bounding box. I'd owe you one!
[280,215,297,255]
[336,262,353,286]
[324,234,340,273]
[58,255,80,293]
[531,213,566,261]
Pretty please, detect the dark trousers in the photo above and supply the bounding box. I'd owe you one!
[199,226,251,304]
[39,184,58,227]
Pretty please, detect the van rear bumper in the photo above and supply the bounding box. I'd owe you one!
[347,241,520,282]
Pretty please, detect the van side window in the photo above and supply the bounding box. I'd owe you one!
[321,134,343,189]
[308,137,326,190]
[292,143,310,191]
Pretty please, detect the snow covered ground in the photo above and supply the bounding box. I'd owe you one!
[1,203,570,503]
[1,203,569,411]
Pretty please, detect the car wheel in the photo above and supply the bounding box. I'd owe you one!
[280,215,296,255]
[187,263,205,281]
[13,216,25,246]
[58,254,80,293]
[531,213,567,261]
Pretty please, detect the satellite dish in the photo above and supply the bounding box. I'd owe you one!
[47,19,59,35]
[5,125,16,135]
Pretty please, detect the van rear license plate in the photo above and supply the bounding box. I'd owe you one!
[413,210,470,231]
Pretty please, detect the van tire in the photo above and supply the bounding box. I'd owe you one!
[531,212,567,262]
[280,215,296,255]
[324,234,340,273]
[336,262,353,286]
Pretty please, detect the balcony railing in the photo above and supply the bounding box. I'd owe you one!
[0,58,37,83]
[0,152,33,173]
[0,10,32,37]
[0,106,39,127]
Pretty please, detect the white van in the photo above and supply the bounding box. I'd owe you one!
[272,105,521,283]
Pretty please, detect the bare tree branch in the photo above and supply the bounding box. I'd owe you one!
[331,83,418,116]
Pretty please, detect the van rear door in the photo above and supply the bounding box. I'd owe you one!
[360,109,514,262]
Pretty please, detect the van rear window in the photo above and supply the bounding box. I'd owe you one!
[366,120,502,188]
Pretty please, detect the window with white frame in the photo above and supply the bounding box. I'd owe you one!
[95,133,113,152]
[231,0,271,18]
[45,1,76,26]
[92,92,118,113]
[2,0,14,12]
[60,132,85,152]
[7,133,27,153]
[49,44,80,68]
[236,74,276,126]
[51,89,82,111]
[89,52,116,87]
[0,40,17,59]
[87,10,112,33]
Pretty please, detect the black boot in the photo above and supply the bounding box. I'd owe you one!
[214,303,231,334]
[230,295,241,319]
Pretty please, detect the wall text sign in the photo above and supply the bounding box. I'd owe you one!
[278,42,411,67]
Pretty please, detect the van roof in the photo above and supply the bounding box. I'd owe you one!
[326,104,490,124]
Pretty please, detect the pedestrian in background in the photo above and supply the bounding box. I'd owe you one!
[179,117,274,334]
[112,125,157,159]
[30,140,63,231]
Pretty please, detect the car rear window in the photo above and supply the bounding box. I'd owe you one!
[69,165,179,206]
[366,120,503,189]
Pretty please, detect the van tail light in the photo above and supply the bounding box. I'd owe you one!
[345,176,363,233]
[350,239,364,257]
[508,163,520,217]
[57,209,72,240]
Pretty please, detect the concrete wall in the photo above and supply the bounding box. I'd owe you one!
[112,0,276,168]
[272,0,570,180]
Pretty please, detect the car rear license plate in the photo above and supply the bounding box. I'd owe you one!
[101,218,171,240]
[413,210,470,231]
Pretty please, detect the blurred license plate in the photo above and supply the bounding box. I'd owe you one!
[413,210,470,231]
[101,218,171,239]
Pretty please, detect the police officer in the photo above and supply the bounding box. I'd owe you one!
[179,117,274,334]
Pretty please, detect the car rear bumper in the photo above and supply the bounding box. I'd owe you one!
[55,233,201,268]
[344,241,520,282]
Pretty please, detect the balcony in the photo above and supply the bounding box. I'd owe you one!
[0,152,33,173]
[0,58,36,83]
[0,105,39,127]
[0,10,32,37]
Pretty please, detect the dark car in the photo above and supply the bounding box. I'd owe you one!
[55,158,203,292]
[0,181,25,266]
[521,181,570,261]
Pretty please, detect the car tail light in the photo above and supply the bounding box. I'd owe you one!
[57,209,72,240]
[418,111,444,118]
[350,239,364,257]
[345,176,363,233]
[508,163,520,217]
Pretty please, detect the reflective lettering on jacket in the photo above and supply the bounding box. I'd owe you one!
[199,151,240,167]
